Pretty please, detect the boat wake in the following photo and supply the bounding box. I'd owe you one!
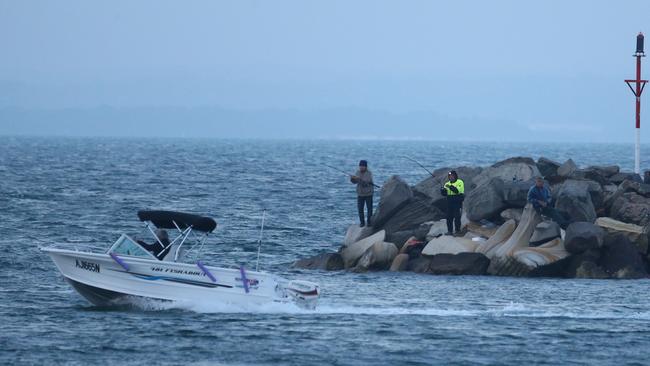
[126,298,650,321]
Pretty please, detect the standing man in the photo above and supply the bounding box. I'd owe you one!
[351,160,374,227]
[440,170,465,235]
[528,176,569,229]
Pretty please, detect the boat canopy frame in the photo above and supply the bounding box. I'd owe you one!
[137,210,217,262]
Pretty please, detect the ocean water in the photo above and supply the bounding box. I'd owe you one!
[1,137,650,365]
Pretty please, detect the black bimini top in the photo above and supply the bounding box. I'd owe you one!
[137,210,217,233]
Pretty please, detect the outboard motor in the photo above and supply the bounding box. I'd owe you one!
[285,280,320,310]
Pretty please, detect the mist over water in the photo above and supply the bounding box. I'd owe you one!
[2,137,650,365]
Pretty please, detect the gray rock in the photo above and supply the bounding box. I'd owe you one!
[380,196,444,236]
[609,172,643,185]
[575,261,609,279]
[557,159,578,177]
[343,225,374,247]
[645,170,650,184]
[370,175,413,228]
[537,157,561,178]
[530,221,561,247]
[598,233,648,279]
[502,179,535,208]
[500,208,523,222]
[588,165,620,178]
[610,192,650,226]
[425,219,449,241]
[473,158,541,187]
[595,217,649,255]
[293,253,344,271]
[465,178,506,222]
[555,180,597,223]
[407,256,432,273]
[564,222,605,254]
[571,168,609,186]
[354,242,398,272]
[428,252,490,275]
[386,229,416,250]
[492,157,537,167]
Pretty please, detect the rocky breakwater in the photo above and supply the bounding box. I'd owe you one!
[294,157,650,279]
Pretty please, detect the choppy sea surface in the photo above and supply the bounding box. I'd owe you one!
[1,137,650,365]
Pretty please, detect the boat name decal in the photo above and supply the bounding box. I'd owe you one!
[75,259,100,273]
[151,266,205,277]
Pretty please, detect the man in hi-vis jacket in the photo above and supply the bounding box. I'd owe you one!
[440,170,465,235]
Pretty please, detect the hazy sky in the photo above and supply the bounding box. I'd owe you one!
[1,1,650,141]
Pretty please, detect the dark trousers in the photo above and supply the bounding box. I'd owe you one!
[446,199,463,233]
[357,195,373,225]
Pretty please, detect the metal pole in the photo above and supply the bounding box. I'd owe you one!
[636,55,642,175]
[625,32,647,176]
[255,209,266,272]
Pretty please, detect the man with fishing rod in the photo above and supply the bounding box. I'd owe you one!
[324,160,378,227]
[402,156,465,236]
[440,170,465,236]
[350,160,376,227]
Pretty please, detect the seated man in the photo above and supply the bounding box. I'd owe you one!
[527,177,569,229]
[137,229,172,260]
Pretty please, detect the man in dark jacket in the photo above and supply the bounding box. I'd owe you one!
[351,160,374,227]
[137,229,172,260]
[440,170,465,235]
[527,177,569,229]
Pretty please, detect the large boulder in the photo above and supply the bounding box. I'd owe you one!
[412,166,483,210]
[293,253,344,271]
[426,219,449,241]
[574,261,610,279]
[370,176,413,228]
[609,172,643,185]
[422,236,478,255]
[380,196,444,236]
[644,170,650,184]
[530,221,561,246]
[472,157,541,187]
[564,222,605,254]
[476,219,518,259]
[598,233,648,279]
[588,165,620,178]
[465,178,506,222]
[557,159,578,177]
[343,225,374,247]
[340,230,386,268]
[610,192,650,226]
[407,257,432,273]
[502,179,535,208]
[500,208,523,223]
[571,168,609,186]
[354,241,399,272]
[428,253,490,275]
[386,230,417,250]
[595,217,649,254]
[537,157,561,178]
[555,180,597,223]
[389,253,410,272]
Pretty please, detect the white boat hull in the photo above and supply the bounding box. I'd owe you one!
[42,247,319,309]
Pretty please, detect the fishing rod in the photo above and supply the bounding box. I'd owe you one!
[401,156,436,178]
[323,164,381,188]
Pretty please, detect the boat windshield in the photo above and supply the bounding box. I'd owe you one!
[109,235,156,259]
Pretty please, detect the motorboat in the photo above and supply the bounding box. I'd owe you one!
[41,210,320,309]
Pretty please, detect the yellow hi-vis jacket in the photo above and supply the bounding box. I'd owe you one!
[443,179,465,196]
